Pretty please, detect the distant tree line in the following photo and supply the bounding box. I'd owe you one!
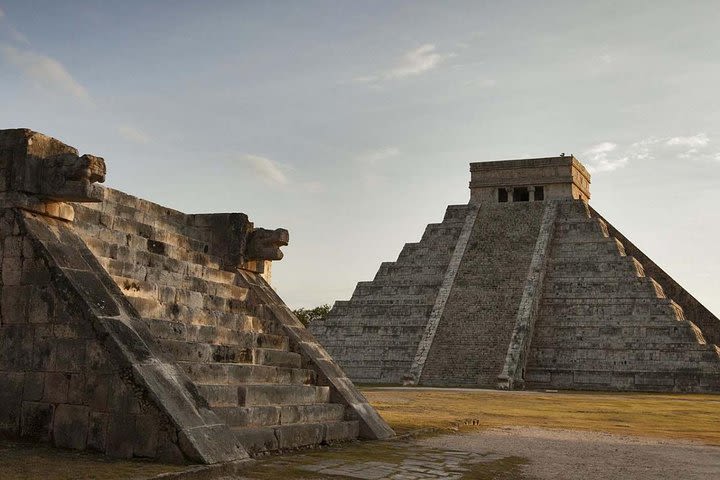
[292,304,331,326]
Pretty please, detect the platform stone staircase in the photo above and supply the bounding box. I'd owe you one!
[311,205,472,383]
[419,202,546,387]
[71,191,360,454]
[525,201,720,391]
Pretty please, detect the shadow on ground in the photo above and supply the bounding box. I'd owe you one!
[0,439,187,480]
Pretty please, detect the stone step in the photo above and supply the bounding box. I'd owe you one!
[232,420,359,455]
[195,384,330,407]
[255,348,302,368]
[530,332,707,348]
[157,338,298,365]
[346,294,436,305]
[535,309,689,325]
[99,253,242,294]
[395,253,454,266]
[555,200,592,217]
[97,257,247,298]
[548,257,644,278]
[239,384,330,407]
[554,232,614,244]
[442,205,473,221]
[525,368,720,392]
[355,278,443,289]
[529,346,720,367]
[543,277,665,299]
[214,403,346,427]
[541,295,678,307]
[551,237,625,258]
[534,319,697,332]
[420,229,464,243]
[329,302,432,317]
[113,271,249,305]
[127,295,259,328]
[327,346,417,361]
[376,262,448,277]
[79,193,212,245]
[144,318,286,348]
[158,339,253,363]
[554,217,608,234]
[317,318,429,332]
[84,218,219,267]
[371,272,446,286]
[116,277,250,311]
[179,362,316,385]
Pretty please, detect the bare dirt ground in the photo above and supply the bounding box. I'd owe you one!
[421,426,720,480]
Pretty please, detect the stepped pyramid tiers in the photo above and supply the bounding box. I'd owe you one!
[311,156,720,391]
[0,129,393,464]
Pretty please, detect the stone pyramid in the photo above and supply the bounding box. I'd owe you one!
[311,157,720,391]
[0,129,392,464]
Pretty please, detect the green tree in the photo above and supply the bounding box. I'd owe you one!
[292,304,331,326]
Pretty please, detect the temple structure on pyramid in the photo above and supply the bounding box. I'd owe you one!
[310,156,720,391]
[0,129,392,463]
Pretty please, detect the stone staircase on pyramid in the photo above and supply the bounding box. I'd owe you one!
[311,205,472,383]
[418,202,547,387]
[0,129,392,464]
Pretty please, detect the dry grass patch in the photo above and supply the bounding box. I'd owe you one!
[362,387,720,445]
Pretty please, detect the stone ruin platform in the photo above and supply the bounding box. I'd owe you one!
[311,156,720,391]
[0,129,393,464]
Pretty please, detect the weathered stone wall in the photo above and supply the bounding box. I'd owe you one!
[525,201,720,391]
[311,205,471,383]
[419,202,546,387]
[470,156,591,203]
[0,209,183,460]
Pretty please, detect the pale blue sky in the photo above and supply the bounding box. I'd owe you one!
[1,1,719,314]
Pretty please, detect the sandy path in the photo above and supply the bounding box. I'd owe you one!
[419,426,720,480]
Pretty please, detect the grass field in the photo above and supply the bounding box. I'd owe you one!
[362,387,720,445]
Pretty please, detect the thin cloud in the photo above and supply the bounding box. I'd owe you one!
[666,133,709,147]
[387,44,447,79]
[355,147,400,164]
[243,154,288,186]
[117,125,151,144]
[0,7,4,18]
[665,133,711,159]
[1,44,91,104]
[354,44,453,84]
[583,133,717,173]
[583,142,628,173]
